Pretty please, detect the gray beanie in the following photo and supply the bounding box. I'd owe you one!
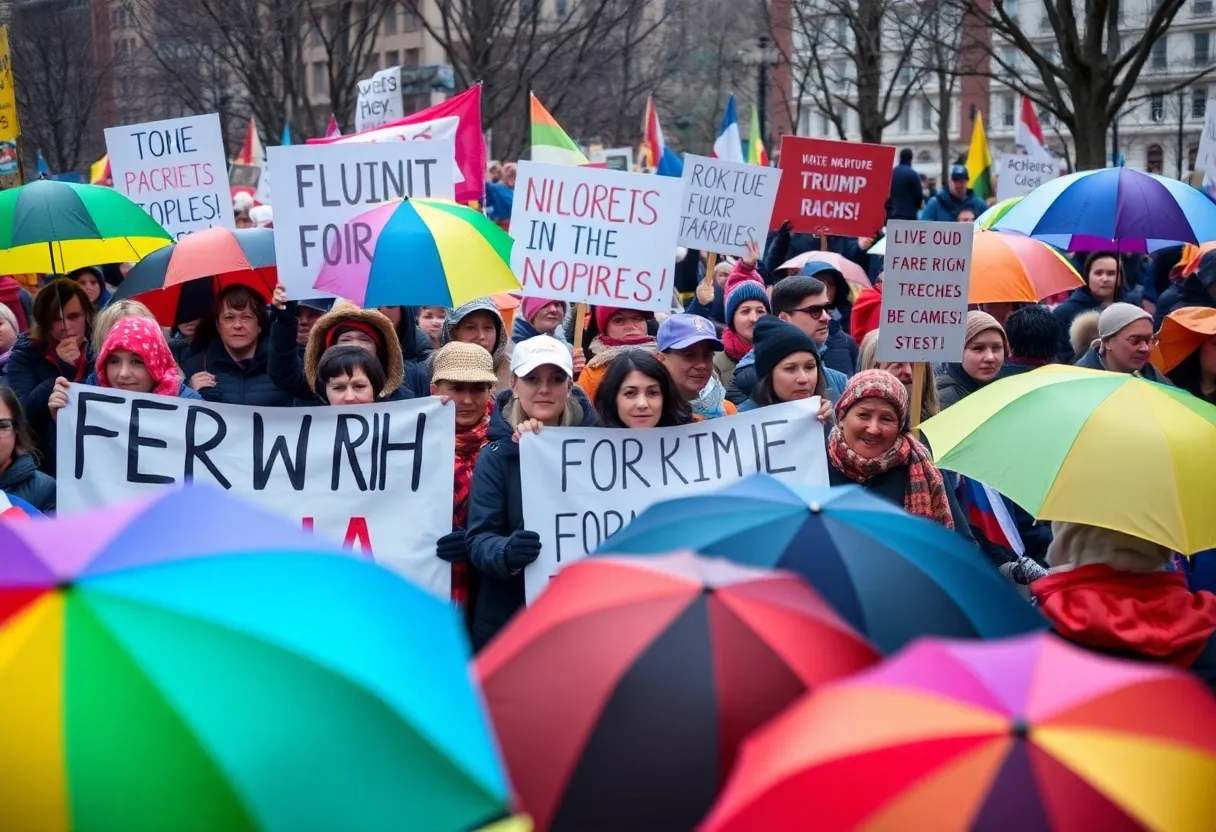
[1097,302,1152,340]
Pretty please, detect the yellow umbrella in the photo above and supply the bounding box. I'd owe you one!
[921,365,1216,553]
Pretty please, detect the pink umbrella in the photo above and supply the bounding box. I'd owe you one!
[776,252,871,288]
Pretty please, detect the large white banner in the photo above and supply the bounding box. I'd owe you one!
[268,140,455,299]
[678,154,780,256]
[520,398,830,602]
[355,65,404,133]
[57,386,456,597]
[105,113,235,239]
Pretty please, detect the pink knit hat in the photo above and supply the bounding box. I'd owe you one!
[97,316,180,396]
[520,296,563,324]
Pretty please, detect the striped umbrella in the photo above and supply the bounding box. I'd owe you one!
[0,180,171,273]
[313,198,519,308]
[967,229,1083,304]
[975,196,1022,229]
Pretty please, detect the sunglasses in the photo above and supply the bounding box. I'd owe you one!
[790,303,833,319]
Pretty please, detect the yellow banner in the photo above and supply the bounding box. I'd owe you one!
[0,28,20,142]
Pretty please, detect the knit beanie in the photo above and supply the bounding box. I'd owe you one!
[834,369,909,426]
[595,305,655,333]
[1098,302,1152,340]
[725,281,771,333]
[965,310,1008,351]
[752,315,821,380]
[520,296,563,324]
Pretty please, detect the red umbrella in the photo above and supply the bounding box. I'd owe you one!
[475,552,878,832]
[775,251,871,287]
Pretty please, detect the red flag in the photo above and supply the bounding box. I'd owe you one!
[235,118,263,166]
[324,114,341,139]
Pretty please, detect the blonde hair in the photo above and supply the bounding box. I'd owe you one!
[858,330,940,420]
[93,299,158,348]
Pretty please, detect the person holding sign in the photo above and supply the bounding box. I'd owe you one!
[655,314,739,420]
[576,306,657,403]
[465,335,598,649]
[180,285,291,407]
[713,244,771,390]
[593,350,693,429]
[443,299,512,392]
[737,316,833,416]
[935,312,1008,410]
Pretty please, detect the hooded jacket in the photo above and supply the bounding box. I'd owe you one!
[934,361,996,410]
[441,298,512,392]
[464,387,597,649]
[919,187,987,222]
[793,259,855,335]
[180,336,294,408]
[0,453,55,513]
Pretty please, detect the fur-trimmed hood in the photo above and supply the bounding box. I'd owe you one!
[303,300,404,397]
[1069,309,1101,362]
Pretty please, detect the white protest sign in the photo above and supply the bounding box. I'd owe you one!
[105,113,234,239]
[356,65,404,133]
[1197,105,1216,178]
[57,386,456,597]
[997,153,1059,201]
[268,140,455,299]
[520,398,829,602]
[678,154,780,257]
[877,220,974,363]
[511,160,683,313]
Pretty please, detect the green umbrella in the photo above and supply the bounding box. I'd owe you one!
[976,197,1023,229]
[0,179,172,273]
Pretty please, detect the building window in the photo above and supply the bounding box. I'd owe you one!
[898,104,910,133]
[1197,32,1212,64]
[312,62,327,95]
[1147,144,1164,173]
[1152,36,1168,68]
[384,50,399,67]
[385,7,397,34]
[834,16,847,44]
[820,111,830,135]
[1001,94,1015,127]
[921,98,933,130]
[1001,46,1017,70]
[897,65,911,86]
[364,53,380,75]
[1151,92,1166,121]
[1199,0,1214,15]
[556,0,568,16]
[1004,0,1020,20]
[1194,87,1208,118]
[404,48,421,68]
[404,6,420,30]
[832,60,847,89]
[1039,13,1050,30]
[311,23,324,46]
[1040,107,1055,127]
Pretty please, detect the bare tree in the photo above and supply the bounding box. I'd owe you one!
[910,0,966,182]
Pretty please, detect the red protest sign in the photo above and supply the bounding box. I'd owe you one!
[772,137,895,237]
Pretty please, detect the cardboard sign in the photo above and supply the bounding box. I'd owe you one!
[268,139,455,299]
[997,153,1059,201]
[355,65,403,133]
[1197,105,1216,178]
[677,154,781,256]
[519,398,830,602]
[57,386,457,597]
[510,160,683,313]
[876,220,974,363]
[0,29,19,142]
[771,136,895,237]
[105,113,234,239]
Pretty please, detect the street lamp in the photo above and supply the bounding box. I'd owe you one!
[740,35,781,154]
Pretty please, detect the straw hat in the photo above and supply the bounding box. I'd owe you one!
[304,300,404,396]
[431,341,499,384]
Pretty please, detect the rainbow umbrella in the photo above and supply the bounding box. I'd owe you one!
[313,197,520,308]
[975,196,1022,229]
[703,632,1216,831]
[921,365,1216,553]
[0,179,172,273]
[0,487,512,832]
[967,229,1082,304]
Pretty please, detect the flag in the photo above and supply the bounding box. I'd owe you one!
[713,94,744,163]
[1016,97,1052,162]
[641,95,665,169]
[657,147,684,178]
[530,93,588,165]
[235,118,263,166]
[89,154,110,185]
[280,122,293,146]
[966,112,994,201]
[324,114,341,139]
[0,491,41,521]
[960,477,1024,556]
[747,104,769,166]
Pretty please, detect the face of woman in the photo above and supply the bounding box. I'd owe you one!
[605,310,648,340]
[417,307,446,341]
[217,301,260,353]
[877,361,913,384]
[772,352,819,402]
[842,397,902,459]
[335,329,378,356]
[1087,256,1119,301]
[49,295,87,344]
[0,316,16,354]
[962,331,1005,382]
[511,364,572,424]
[325,367,377,405]
[105,348,155,392]
[77,273,102,305]
[531,302,565,334]
[177,318,200,339]
[453,311,499,354]
[733,300,767,343]
[432,380,492,431]
[0,399,15,466]
[615,369,663,428]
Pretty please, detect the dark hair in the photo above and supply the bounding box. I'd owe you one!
[593,349,693,427]
[0,386,38,464]
[752,350,831,408]
[770,276,828,316]
[1004,305,1060,361]
[192,284,270,351]
[1082,251,1122,293]
[900,148,914,164]
[314,345,387,402]
[29,278,95,345]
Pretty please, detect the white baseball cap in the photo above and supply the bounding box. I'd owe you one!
[510,334,574,378]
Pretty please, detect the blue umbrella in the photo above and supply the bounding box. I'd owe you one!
[991,166,1216,253]
[593,475,1046,654]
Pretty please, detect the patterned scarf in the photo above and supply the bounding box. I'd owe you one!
[450,400,492,611]
[721,327,751,362]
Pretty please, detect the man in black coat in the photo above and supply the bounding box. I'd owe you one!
[888,148,924,221]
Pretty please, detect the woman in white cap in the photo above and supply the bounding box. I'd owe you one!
[935,311,1007,410]
[1074,301,1170,383]
[464,335,597,650]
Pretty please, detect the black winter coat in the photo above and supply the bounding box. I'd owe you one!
[820,323,859,378]
[1153,275,1216,330]
[5,333,95,474]
[464,388,597,650]
[888,163,924,221]
[180,337,294,407]
[0,453,55,513]
[827,453,974,543]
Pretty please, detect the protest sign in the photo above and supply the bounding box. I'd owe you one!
[877,220,974,363]
[520,398,829,602]
[678,154,780,257]
[510,160,683,313]
[0,28,19,142]
[997,153,1059,201]
[1197,104,1216,178]
[268,139,455,299]
[355,65,404,133]
[57,386,457,597]
[106,114,234,239]
[771,136,894,237]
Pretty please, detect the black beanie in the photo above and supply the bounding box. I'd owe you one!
[752,315,821,380]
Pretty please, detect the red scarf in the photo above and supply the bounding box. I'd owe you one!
[45,342,88,382]
[827,424,954,529]
[450,402,492,610]
[1032,564,1216,666]
[596,334,653,349]
[721,327,751,362]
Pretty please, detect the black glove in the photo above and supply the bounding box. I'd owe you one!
[436,530,467,563]
[503,529,542,573]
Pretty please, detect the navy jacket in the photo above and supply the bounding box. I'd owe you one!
[820,322,859,378]
[888,163,924,221]
[395,308,434,393]
[180,337,294,408]
[0,453,55,513]
[465,388,597,650]
[919,188,987,222]
[5,333,95,474]
[1153,275,1216,330]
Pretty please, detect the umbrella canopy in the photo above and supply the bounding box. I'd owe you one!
[313,197,519,308]
[702,632,1216,831]
[0,179,172,273]
[593,477,1044,654]
[774,251,871,288]
[967,230,1083,304]
[475,552,878,832]
[1179,241,1216,277]
[991,167,1216,252]
[921,365,1216,553]
[111,227,278,325]
[0,487,511,832]
[975,196,1022,229]
[1153,306,1216,374]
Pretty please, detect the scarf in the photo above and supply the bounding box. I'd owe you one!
[45,342,88,382]
[690,376,729,420]
[452,402,493,528]
[586,335,656,369]
[827,424,954,529]
[721,326,751,362]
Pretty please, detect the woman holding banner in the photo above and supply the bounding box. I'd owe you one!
[593,350,693,428]
[180,285,291,407]
[465,335,598,650]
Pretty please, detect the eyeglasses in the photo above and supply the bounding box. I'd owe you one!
[221,312,258,325]
[790,303,832,319]
[0,419,13,435]
[1121,334,1158,348]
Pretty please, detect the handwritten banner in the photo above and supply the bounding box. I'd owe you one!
[678,154,780,256]
[997,153,1059,201]
[356,65,404,133]
[57,386,457,597]
[772,136,895,237]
